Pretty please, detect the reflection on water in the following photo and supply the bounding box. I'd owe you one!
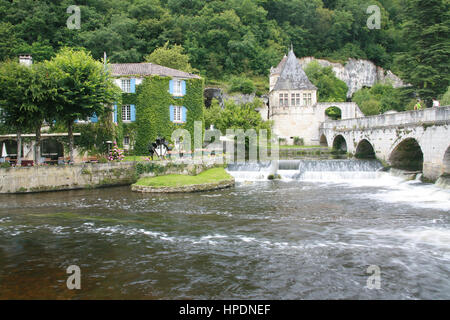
[0,161,449,299]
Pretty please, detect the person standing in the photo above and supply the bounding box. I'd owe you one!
[432,98,440,108]
[414,99,423,110]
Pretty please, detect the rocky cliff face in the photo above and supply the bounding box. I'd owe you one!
[298,57,406,98]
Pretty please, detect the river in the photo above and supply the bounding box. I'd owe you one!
[0,160,449,299]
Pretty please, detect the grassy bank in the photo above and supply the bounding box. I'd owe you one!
[134,167,232,187]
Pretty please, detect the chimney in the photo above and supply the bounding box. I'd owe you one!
[19,55,33,67]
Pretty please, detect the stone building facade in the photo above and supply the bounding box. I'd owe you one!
[261,48,364,146]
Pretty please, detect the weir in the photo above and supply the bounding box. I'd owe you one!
[227,159,384,182]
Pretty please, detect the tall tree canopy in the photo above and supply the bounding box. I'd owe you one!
[395,0,450,103]
[0,0,447,102]
[43,48,121,162]
[304,61,348,102]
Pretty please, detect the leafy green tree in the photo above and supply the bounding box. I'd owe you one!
[215,99,272,134]
[0,22,20,61]
[352,83,412,115]
[395,0,450,103]
[0,61,41,165]
[304,61,348,102]
[145,42,195,73]
[204,99,223,130]
[43,48,121,163]
[229,76,256,94]
[441,86,450,106]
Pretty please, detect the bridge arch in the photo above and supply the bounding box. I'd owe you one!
[332,135,347,152]
[389,138,424,171]
[444,146,450,174]
[355,139,376,159]
[320,134,328,147]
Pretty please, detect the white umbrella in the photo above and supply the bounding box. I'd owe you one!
[1,143,7,158]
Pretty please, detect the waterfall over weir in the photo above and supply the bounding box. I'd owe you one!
[227,159,384,182]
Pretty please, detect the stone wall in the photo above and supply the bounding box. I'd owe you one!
[0,162,137,193]
[0,157,225,194]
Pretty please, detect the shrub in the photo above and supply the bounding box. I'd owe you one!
[0,162,11,168]
[108,142,124,161]
[441,86,450,106]
[229,76,256,94]
[293,137,304,146]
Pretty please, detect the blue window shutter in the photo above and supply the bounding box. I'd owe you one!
[182,106,187,122]
[169,105,174,122]
[181,80,186,96]
[130,78,136,93]
[130,104,136,122]
[169,80,174,95]
[114,104,117,123]
[91,112,98,123]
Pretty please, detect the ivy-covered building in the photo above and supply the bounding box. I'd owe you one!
[109,62,204,154]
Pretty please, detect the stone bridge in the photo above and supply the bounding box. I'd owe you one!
[319,106,450,181]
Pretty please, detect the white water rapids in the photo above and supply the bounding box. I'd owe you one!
[226,160,450,211]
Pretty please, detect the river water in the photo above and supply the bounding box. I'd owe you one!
[0,160,449,299]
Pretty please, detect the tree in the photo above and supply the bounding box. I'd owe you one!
[352,83,412,115]
[214,99,271,134]
[43,48,121,163]
[145,42,195,73]
[395,0,450,103]
[304,61,348,102]
[441,86,450,106]
[0,61,41,165]
[0,22,20,61]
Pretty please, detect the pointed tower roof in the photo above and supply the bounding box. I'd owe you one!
[272,49,317,91]
[271,54,287,75]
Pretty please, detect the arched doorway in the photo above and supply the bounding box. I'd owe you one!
[325,106,342,120]
[444,146,450,174]
[0,139,22,159]
[332,135,347,152]
[41,139,64,161]
[355,139,376,159]
[389,138,424,171]
[320,134,328,147]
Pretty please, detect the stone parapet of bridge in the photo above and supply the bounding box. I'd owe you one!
[321,106,450,131]
[319,106,450,181]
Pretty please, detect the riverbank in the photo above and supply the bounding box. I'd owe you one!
[132,167,234,193]
[0,158,224,194]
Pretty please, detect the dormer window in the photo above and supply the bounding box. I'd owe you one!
[121,79,131,93]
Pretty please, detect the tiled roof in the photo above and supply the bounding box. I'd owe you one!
[109,63,201,79]
[272,50,317,91]
[271,54,287,75]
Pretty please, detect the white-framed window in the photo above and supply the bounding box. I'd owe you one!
[123,136,130,146]
[173,106,182,122]
[279,93,288,106]
[122,105,131,121]
[121,79,131,93]
[303,93,307,106]
[291,94,295,106]
[296,93,301,105]
[173,79,182,96]
[308,93,312,105]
